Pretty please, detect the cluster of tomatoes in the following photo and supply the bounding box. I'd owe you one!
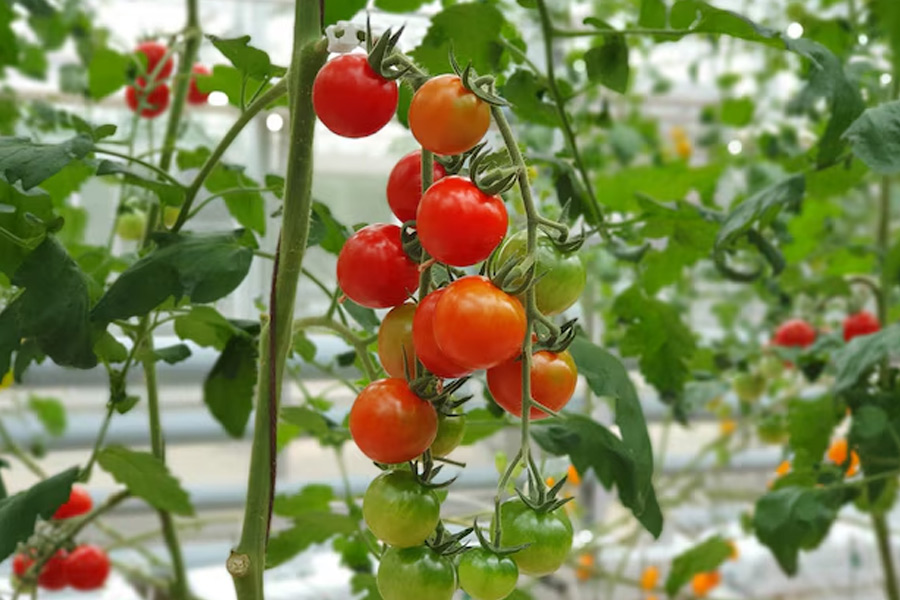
[311,41,586,600]
[13,487,111,593]
[125,41,211,118]
[771,310,881,349]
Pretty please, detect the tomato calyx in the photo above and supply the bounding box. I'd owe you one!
[469,144,518,196]
[472,516,530,558]
[409,373,471,405]
[426,521,473,557]
[516,468,573,514]
[399,221,425,264]
[533,315,578,354]
[448,49,507,107]
[490,252,537,296]
[366,22,410,81]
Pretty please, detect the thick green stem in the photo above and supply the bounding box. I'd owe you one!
[172,80,288,232]
[230,2,325,598]
[874,513,900,600]
[159,0,200,173]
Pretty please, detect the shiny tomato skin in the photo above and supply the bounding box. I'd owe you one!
[433,276,526,371]
[135,41,173,79]
[772,319,816,348]
[54,486,93,520]
[363,470,440,547]
[125,78,171,118]
[430,413,466,457]
[378,304,416,379]
[377,546,458,600]
[843,311,880,342]
[487,350,577,420]
[349,378,437,464]
[416,176,508,267]
[187,64,211,105]
[37,550,68,591]
[313,54,398,138]
[412,289,472,378]
[409,74,490,155]
[495,231,586,315]
[337,224,419,309]
[498,499,573,577]
[387,150,447,223]
[458,548,519,600]
[65,545,111,591]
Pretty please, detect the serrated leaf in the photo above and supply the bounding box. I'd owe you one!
[0,179,55,276]
[204,335,258,438]
[843,100,900,174]
[91,230,253,323]
[753,486,852,574]
[664,536,732,595]
[175,306,247,350]
[267,512,357,568]
[715,175,805,249]
[788,395,840,471]
[98,446,193,516]
[87,47,129,99]
[502,70,559,127]
[195,65,284,110]
[28,395,66,437]
[208,35,285,80]
[833,325,900,394]
[0,134,94,190]
[308,201,350,254]
[584,35,630,94]
[0,468,78,561]
[410,3,507,76]
[274,484,334,517]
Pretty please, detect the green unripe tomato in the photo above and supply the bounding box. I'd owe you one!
[363,470,440,548]
[116,212,146,241]
[757,413,788,445]
[497,499,573,576]
[458,548,518,600]
[377,546,457,600]
[430,413,466,457]
[163,206,181,228]
[759,354,784,380]
[495,230,586,316]
[733,372,766,403]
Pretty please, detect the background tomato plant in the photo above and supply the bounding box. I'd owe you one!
[0,0,900,599]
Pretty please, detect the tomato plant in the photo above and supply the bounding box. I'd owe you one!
[363,470,440,548]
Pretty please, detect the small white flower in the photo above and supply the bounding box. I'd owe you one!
[325,21,364,54]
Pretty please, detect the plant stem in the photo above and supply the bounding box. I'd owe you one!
[159,2,200,173]
[874,513,900,600]
[230,2,325,598]
[294,316,379,381]
[0,418,46,478]
[80,405,115,480]
[172,80,288,232]
[93,148,184,186]
[533,0,605,230]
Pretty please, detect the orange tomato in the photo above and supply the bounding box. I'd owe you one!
[691,571,721,597]
[640,565,659,590]
[827,439,860,476]
[567,464,581,486]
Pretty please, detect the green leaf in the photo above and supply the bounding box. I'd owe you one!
[664,536,732,595]
[87,47,129,99]
[204,163,266,234]
[281,406,350,447]
[612,286,696,400]
[28,396,66,437]
[0,180,55,276]
[460,407,508,445]
[639,0,668,29]
[39,161,95,207]
[788,395,839,471]
[18,43,48,79]
[843,100,900,174]
[0,134,94,190]
[410,3,507,76]
[292,330,317,362]
[323,0,366,27]
[0,468,78,561]
[374,0,428,11]
[753,486,852,574]
[175,306,247,350]
[308,201,350,254]
[91,230,254,323]
[584,35,630,94]
[0,237,96,376]
[532,413,662,537]
[208,35,285,80]
[195,65,283,110]
[204,335,258,438]
[95,161,185,207]
[342,299,380,331]
[93,331,127,364]
[715,175,805,249]
[502,70,559,127]
[0,3,19,71]
[267,512,357,568]
[274,484,334,517]
[97,446,193,516]
[720,96,755,126]
[833,325,900,394]
[153,344,192,365]
[592,163,722,212]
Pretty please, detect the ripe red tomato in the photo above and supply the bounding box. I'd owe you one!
[487,350,577,419]
[54,486,93,519]
[378,303,416,379]
[125,78,171,118]
[13,553,33,577]
[433,276,526,370]
[337,224,419,308]
[312,54,398,138]
[135,41,173,80]
[349,378,437,464]
[843,311,880,342]
[187,64,211,105]
[65,545,111,591]
[409,74,490,155]
[772,318,816,348]
[387,150,447,223]
[412,289,472,378]
[416,176,508,267]
[37,550,68,590]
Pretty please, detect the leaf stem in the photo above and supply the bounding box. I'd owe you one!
[294,316,379,381]
[158,3,200,173]
[80,405,115,480]
[93,148,185,187]
[0,418,47,478]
